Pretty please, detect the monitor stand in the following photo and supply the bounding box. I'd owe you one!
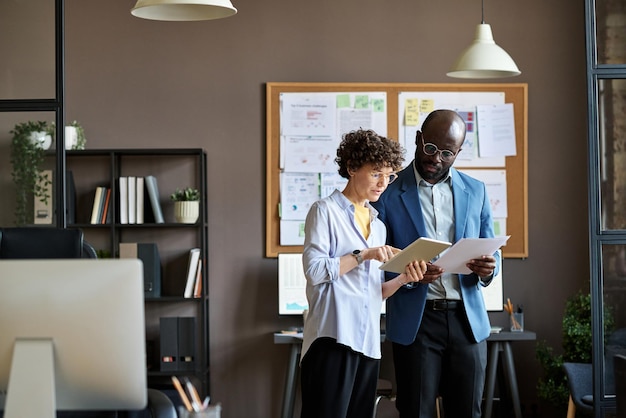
[5,339,55,418]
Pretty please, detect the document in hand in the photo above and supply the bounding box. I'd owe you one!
[379,237,452,274]
[433,236,510,274]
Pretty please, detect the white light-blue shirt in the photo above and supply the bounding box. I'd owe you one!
[301,189,386,360]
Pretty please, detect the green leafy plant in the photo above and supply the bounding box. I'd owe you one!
[170,187,200,202]
[10,121,53,225]
[536,291,615,411]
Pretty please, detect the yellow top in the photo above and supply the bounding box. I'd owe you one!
[353,203,370,240]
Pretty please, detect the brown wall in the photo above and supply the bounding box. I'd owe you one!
[5,0,591,416]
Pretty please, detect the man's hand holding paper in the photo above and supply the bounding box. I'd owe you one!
[433,236,510,275]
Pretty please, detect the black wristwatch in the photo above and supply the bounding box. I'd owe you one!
[352,249,363,264]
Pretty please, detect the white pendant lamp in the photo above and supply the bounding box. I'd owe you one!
[131,0,237,21]
[447,0,520,79]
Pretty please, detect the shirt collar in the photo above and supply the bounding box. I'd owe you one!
[330,189,379,218]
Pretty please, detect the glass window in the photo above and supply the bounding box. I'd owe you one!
[0,112,58,226]
[599,78,626,231]
[0,0,55,99]
[601,244,626,396]
[595,0,626,65]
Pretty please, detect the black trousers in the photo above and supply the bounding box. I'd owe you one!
[392,307,487,418]
[300,337,380,418]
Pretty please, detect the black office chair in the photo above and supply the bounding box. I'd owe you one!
[373,379,395,418]
[0,227,96,259]
[372,379,442,418]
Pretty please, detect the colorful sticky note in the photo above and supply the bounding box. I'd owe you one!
[404,98,419,126]
[336,94,350,108]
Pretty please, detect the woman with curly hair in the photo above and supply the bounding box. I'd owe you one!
[300,129,427,418]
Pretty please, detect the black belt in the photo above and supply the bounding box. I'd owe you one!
[426,299,461,311]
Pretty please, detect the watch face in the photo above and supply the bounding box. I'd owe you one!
[353,250,361,255]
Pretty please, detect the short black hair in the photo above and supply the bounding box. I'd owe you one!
[335,129,404,179]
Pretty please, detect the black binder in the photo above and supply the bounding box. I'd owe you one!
[159,317,179,371]
[177,317,196,371]
[119,242,162,297]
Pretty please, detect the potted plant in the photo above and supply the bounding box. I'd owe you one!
[536,291,615,414]
[10,121,54,225]
[170,187,200,224]
[51,120,87,150]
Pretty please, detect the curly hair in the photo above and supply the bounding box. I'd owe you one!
[335,129,404,179]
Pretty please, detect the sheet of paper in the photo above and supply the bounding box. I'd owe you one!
[379,237,451,274]
[281,93,336,137]
[434,236,510,274]
[280,220,306,245]
[280,172,319,220]
[320,172,348,198]
[476,103,517,157]
[283,136,339,173]
[481,249,503,311]
[458,169,508,218]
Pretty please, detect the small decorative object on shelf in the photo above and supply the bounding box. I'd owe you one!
[51,120,87,150]
[171,187,200,224]
[10,121,54,225]
[64,121,87,150]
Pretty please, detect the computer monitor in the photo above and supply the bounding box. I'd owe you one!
[0,259,147,418]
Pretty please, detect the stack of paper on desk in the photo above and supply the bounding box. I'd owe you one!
[379,237,451,274]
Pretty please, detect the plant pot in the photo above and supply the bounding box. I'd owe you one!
[174,201,199,224]
[65,126,78,150]
[29,131,52,150]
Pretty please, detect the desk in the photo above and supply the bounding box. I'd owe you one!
[483,331,536,418]
[274,330,536,418]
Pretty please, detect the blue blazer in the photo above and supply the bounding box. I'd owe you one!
[371,163,500,345]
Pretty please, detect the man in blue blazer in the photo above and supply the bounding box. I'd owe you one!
[371,109,500,418]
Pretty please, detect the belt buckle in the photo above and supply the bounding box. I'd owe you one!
[432,300,447,311]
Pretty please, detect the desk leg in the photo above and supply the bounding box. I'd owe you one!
[501,342,522,418]
[483,341,500,418]
[281,343,300,418]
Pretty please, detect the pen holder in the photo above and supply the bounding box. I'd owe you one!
[178,405,221,418]
[510,312,524,332]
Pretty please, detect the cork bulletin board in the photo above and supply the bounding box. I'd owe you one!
[266,82,528,258]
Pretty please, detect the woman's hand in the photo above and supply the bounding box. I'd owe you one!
[398,260,427,284]
[362,245,399,263]
[382,259,427,298]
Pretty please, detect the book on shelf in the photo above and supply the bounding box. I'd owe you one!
[145,175,165,224]
[183,248,201,298]
[136,176,144,224]
[193,259,202,298]
[100,188,112,224]
[128,175,136,224]
[119,177,128,224]
[90,186,106,224]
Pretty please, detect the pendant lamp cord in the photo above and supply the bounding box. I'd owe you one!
[481,0,485,23]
